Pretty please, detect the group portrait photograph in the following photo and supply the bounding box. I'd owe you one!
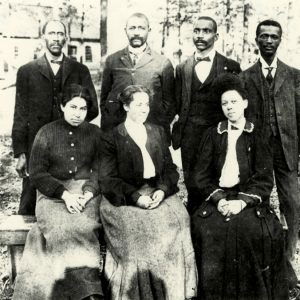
[0,0,300,299]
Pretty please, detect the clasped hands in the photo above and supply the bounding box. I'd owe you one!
[62,190,94,214]
[217,199,247,217]
[136,190,165,210]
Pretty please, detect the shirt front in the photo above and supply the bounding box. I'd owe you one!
[45,52,64,75]
[125,118,156,179]
[128,44,147,66]
[194,49,216,83]
[259,54,277,79]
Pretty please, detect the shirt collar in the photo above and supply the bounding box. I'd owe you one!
[46,52,64,64]
[128,43,147,55]
[194,49,216,61]
[259,54,278,70]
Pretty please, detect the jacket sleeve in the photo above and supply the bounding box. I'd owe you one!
[294,68,300,157]
[193,128,228,206]
[12,66,29,158]
[99,131,140,206]
[237,133,274,206]
[81,65,99,122]
[29,127,67,199]
[161,59,176,125]
[156,127,179,197]
[175,64,183,115]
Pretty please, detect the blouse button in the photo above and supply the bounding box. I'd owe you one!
[69,170,73,174]
[225,217,230,222]
[71,143,74,147]
[69,131,73,135]
[202,211,207,215]
[70,157,74,161]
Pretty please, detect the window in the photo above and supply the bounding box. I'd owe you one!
[14,46,18,58]
[68,45,77,61]
[85,46,92,62]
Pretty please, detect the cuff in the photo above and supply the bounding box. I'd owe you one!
[82,185,97,197]
[131,191,142,204]
[156,184,168,195]
[205,189,227,204]
[52,185,67,200]
[238,192,262,207]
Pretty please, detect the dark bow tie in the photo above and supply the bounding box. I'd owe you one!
[51,60,62,65]
[231,125,239,130]
[196,56,211,62]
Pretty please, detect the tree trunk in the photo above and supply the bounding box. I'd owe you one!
[100,0,108,63]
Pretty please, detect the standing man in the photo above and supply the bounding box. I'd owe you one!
[240,19,300,281]
[100,12,175,139]
[12,20,98,215]
[172,16,241,213]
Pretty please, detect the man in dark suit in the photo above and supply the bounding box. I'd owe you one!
[240,19,300,280]
[12,20,98,215]
[100,13,175,139]
[172,16,241,213]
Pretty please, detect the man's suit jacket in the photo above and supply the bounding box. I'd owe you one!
[12,54,98,159]
[172,52,241,149]
[100,46,175,132]
[240,60,300,171]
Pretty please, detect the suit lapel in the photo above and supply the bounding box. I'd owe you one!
[183,56,194,106]
[120,47,134,69]
[135,47,153,69]
[274,60,288,95]
[37,55,51,81]
[249,62,265,100]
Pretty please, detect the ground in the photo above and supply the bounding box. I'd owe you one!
[1,136,300,299]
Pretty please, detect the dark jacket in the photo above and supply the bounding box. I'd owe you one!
[172,52,241,149]
[29,119,101,199]
[240,60,300,171]
[99,122,179,206]
[100,47,175,132]
[192,120,274,208]
[12,54,98,159]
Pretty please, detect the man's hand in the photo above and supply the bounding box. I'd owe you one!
[78,191,94,208]
[16,153,28,178]
[148,190,165,209]
[61,191,85,214]
[136,195,153,209]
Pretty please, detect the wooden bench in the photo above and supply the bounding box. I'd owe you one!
[0,215,36,281]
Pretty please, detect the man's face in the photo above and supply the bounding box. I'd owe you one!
[256,25,281,57]
[125,16,150,48]
[43,21,66,57]
[193,19,218,52]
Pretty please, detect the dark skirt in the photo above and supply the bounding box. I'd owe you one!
[191,201,288,300]
[13,179,103,300]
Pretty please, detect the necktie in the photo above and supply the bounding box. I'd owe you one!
[265,67,273,85]
[231,125,239,130]
[51,60,62,65]
[196,56,211,62]
[130,53,139,66]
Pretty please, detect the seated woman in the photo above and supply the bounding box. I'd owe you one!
[191,74,288,300]
[99,85,198,300]
[13,84,104,300]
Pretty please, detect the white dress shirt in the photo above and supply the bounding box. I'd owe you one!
[125,118,156,179]
[45,52,64,75]
[128,44,147,66]
[259,54,277,79]
[194,49,216,83]
[219,118,246,188]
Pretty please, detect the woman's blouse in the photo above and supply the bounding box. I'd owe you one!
[99,122,179,206]
[193,120,273,207]
[29,119,101,199]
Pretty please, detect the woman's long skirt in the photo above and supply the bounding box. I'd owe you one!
[100,194,198,300]
[191,202,288,300]
[13,179,103,300]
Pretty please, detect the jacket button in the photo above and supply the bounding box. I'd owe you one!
[203,211,207,215]
[225,217,230,222]
[69,131,73,135]
[71,143,74,147]
[257,211,261,216]
[70,157,74,161]
[69,170,72,174]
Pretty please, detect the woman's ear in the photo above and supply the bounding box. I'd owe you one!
[244,99,248,109]
[60,104,65,112]
[123,104,129,112]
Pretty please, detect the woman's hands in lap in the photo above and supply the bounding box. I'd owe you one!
[61,190,94,214]
[217,199,247,217]
[136,190,165,210]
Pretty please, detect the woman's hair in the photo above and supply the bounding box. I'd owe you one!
[61,84,92,108]
[118,85,151,106]
[212,73,248,101]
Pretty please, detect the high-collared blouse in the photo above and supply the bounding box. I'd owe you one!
[192,120,273,207]
[99,122,179,206]
[29,119,101,199]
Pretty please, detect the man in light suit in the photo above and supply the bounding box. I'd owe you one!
[241,19,300,291]
[172,16,241,213]
[12,20,98,215]
[100,13,175,140]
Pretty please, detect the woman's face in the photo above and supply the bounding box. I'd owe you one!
[221,90,248,123]
[124,92,150,124]
[60,96,87,127]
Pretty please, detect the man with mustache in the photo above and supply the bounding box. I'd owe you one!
[12,19,98,215]
[240,19,300,295]
[100,13,175,141]
[172,16,241,213]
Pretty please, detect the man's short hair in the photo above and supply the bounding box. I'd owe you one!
[256,19,282,37]
[195,16,217,33]
[42,20,67,35]
[126,13,150,28]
